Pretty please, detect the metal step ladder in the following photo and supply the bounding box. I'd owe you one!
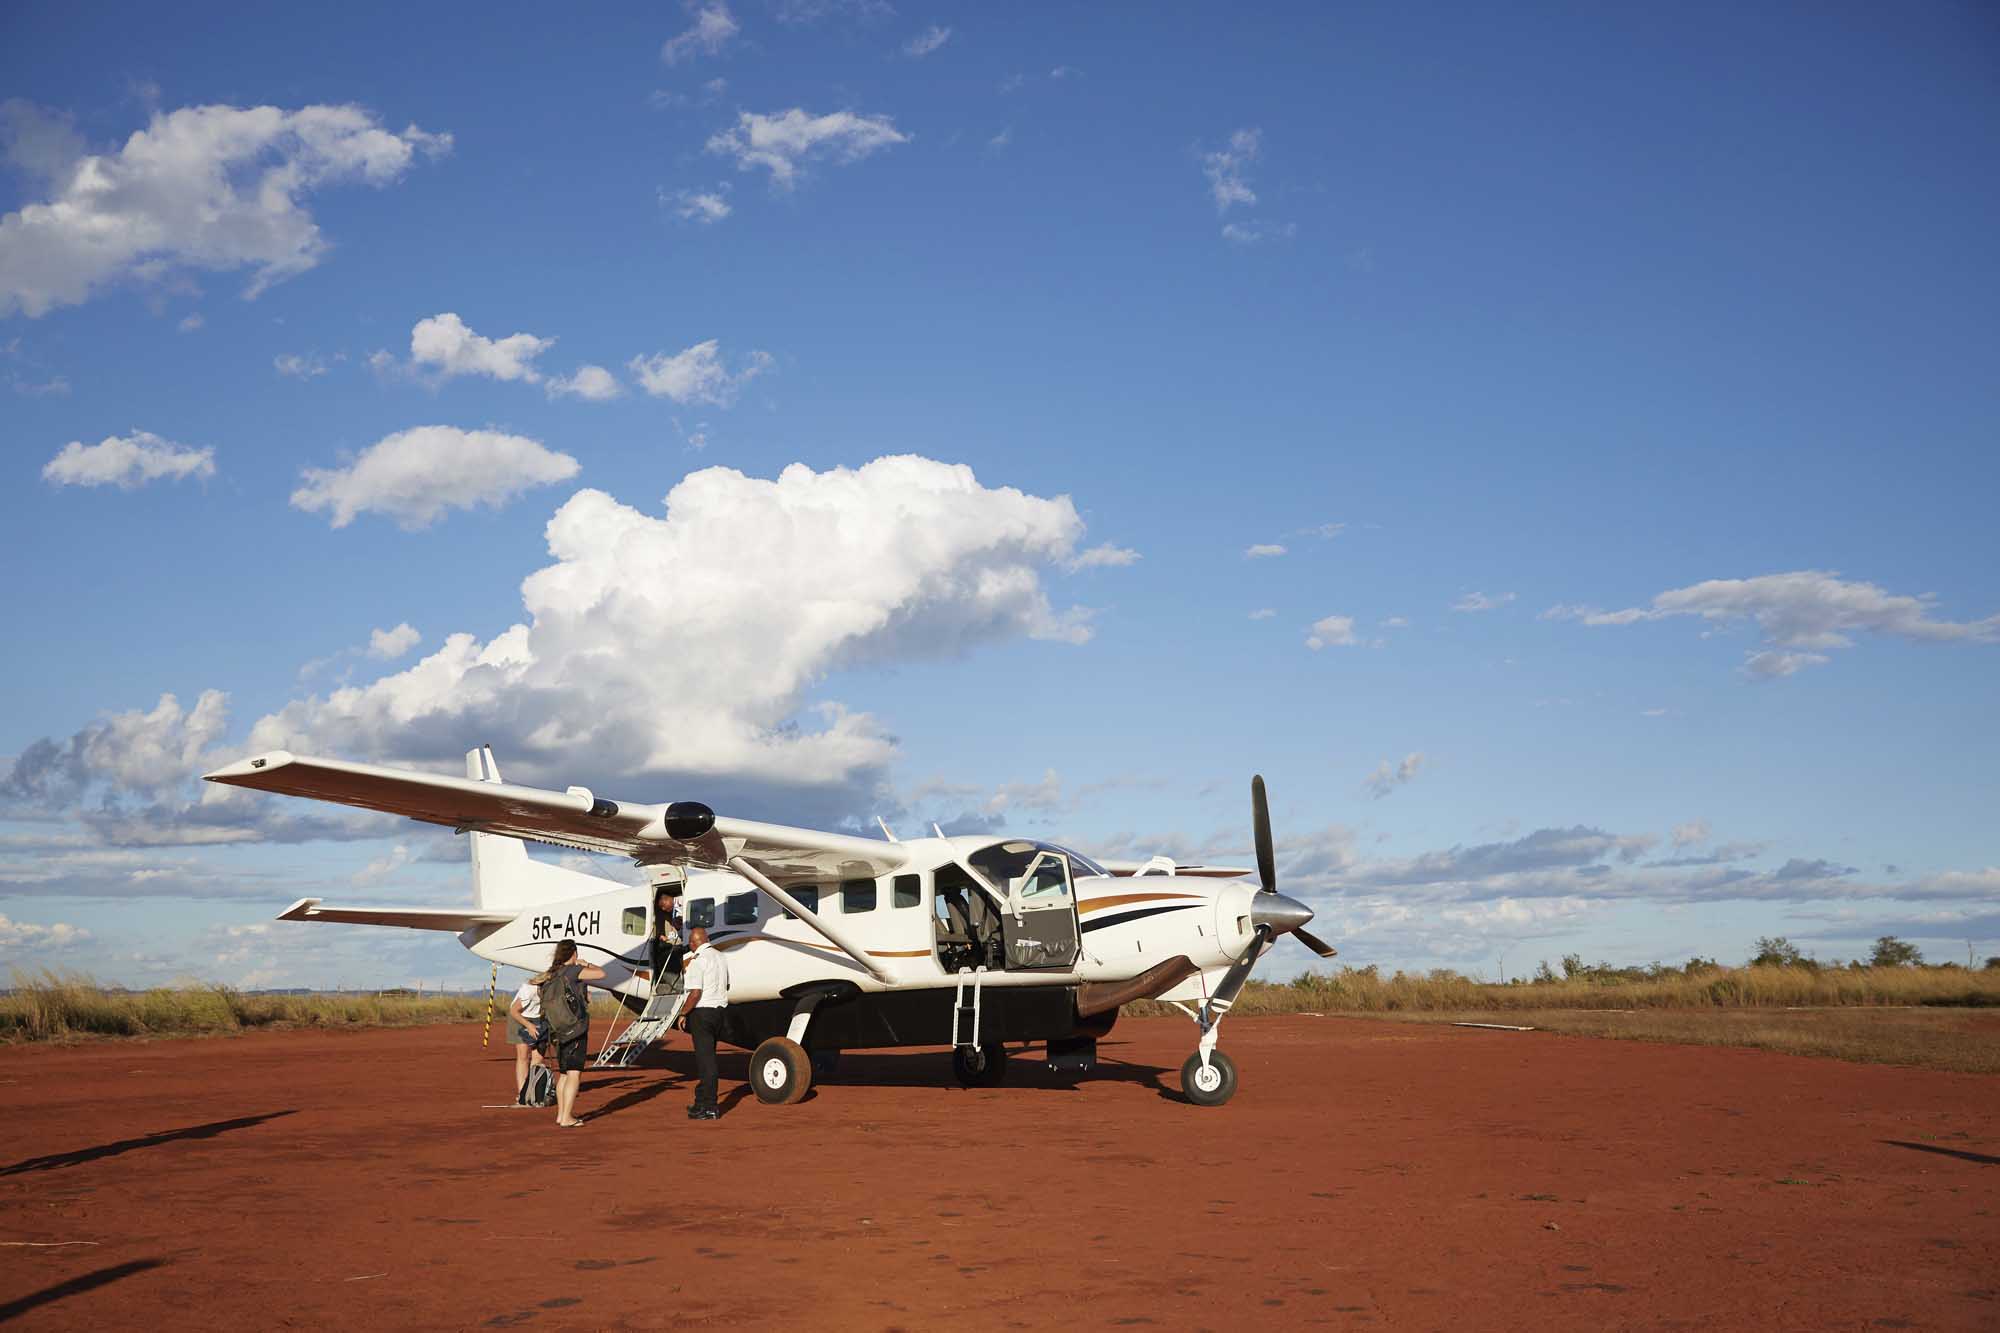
[951,966,986,1050]
[594,972,688,1068]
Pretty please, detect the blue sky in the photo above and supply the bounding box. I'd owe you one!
[3,2,1996,989]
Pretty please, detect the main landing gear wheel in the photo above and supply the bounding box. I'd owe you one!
[751,1036,812,1105]
[952,1041,1009,1088]
[1180,1050,1239,1107]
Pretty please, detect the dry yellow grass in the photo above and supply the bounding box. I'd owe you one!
[1130,962,2000,1015]
[1350,1007,2000,1074]
[0,969,567,1043]
[1122,964,2000,1073]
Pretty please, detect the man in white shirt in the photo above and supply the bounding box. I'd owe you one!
[678,926,730,1120]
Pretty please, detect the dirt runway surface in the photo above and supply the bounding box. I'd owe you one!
[3,1016,1996,1330]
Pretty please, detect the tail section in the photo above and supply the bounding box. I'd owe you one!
[465,746,613,911]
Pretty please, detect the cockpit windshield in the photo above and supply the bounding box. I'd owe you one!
[967,839,1109,892]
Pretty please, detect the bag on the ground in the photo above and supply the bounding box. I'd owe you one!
[518,1063,557,1107]
[538,967,587,1044]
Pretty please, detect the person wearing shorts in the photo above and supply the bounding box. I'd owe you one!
[529,939,605,1127]
[505,976,550,1105]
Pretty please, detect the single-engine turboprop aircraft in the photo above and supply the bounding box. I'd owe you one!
[205,747,1335,1106]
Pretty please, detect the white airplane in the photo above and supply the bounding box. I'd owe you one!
[205,746,1334,1107]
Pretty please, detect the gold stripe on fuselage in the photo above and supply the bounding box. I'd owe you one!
[1075,891,1208,916]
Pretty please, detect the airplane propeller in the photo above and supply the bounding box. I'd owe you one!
[1246,774,1338,959]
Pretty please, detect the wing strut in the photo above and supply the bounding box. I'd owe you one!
[726,856,894,984]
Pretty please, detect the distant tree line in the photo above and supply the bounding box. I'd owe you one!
[1512,936,1999,985]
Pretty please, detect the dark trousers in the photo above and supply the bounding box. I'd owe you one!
[689,1008,722,1109]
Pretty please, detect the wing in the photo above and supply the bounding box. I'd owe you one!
[207,750,908,883]
[276,897,516,933]
[1098,857,1253,879]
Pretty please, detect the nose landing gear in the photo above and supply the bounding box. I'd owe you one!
[1180,1048,1238,1107]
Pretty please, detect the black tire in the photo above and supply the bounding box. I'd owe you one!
[810,1048,841,1079]
[750,1036,812,1105]
[952,1041,1010,1088]
[1180,1049,1239,1107]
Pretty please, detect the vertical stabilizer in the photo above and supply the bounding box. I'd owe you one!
[465,746,609,911]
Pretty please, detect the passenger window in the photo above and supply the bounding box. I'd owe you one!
[723,892,758,926]
[842,877,877,913]
[784,885,820,919]
[687,899,716,930]
[893,874,921,909]
[620,906,647,936]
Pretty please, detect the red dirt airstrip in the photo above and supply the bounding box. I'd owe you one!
[2,1016,1996,1330]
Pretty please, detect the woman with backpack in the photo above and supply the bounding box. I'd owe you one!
[530,939,605,1128]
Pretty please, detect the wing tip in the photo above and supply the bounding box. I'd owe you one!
[203,750,298,784]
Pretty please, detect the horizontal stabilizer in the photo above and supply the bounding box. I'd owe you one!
[276,897,515,933]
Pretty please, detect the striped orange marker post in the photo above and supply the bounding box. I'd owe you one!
[481,962,498,1047]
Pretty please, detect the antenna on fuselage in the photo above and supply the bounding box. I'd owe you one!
[876,816,899,842]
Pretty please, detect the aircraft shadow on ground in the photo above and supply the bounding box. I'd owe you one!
[0,1258,165,1323]
[0,1111,298,1178]
[1881,1139,2000,1166]
[584,1041,1176,1118]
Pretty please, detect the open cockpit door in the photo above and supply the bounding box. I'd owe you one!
[998,850,1080,970]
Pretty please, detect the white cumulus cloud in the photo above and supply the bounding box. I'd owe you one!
[1306,615,1357,650]
[0,100,450,317]
[368,623,421,659]
[290,425,580,530]
[1200,128,1260,212]
[1543,570,1999,678]
[1453,590,1516,612]
[1364,752,1425,799]
[1245,543,1287,559]
[662,3,739,64]
[0,912,92,952]
[244,456,1098,810]
[628,339,771,406]
[664,184,732,224]
[408,312,553,384]
[43,429,215,489]
[546,364,622,401]
[274,352,327,378]
[706,108,909,188]
[1067,543,1140,571]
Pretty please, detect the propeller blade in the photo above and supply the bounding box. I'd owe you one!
[1251,773,1276,893]
[1293,926,1338,959]
[1208,925,1271,1015]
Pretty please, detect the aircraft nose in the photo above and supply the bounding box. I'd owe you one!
[1249,892,1315,935]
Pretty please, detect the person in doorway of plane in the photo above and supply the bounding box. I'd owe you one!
[650,883,684,981]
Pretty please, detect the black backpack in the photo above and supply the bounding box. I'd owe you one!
[538,967,587,1044]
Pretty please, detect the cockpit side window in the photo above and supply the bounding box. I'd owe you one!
[1017,854,1070,902]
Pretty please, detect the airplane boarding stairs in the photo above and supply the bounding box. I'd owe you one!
[594,969,688,1068]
